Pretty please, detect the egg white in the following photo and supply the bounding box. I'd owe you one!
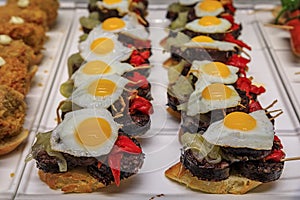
[184,38,237,51]
[190,60,239,91]
[79,31,133,62]
[185,84,241,116]
[70,74,129,109]
[71,60,134,88]
[202,110,274,150]
[185,17,231,33]
[97,0,129,14]
[50,108,120,157]
[97,14,149,40]
[194,1,225,17]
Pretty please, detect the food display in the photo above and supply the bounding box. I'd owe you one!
[163,0,286,195]
[0,0,59,157]
[1,0,300,199]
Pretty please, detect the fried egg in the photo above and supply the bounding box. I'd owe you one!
[190,60,239,91]
[202,110,274,150]
[70,74,129,109]
[97,14,149,40]
[194,0,225,17]
[185,16,231,33]
[51,108,120,157]
[97,0,129,14]
[179,0,200,6]
[79,32,133,62]
[185,83,241,116]
[184,35,237,51]
[71,60,134,88]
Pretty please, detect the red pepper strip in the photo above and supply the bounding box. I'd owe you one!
[226,54,250,76]
[230,23,241,32]
[236,77,266,98]
[224,33,252,50]
[249,100,263,112]
[97,161,102,169]
[108,152,123,186]
[129,49,151,67]
[221,13,235,24]
[265,149,286,162]
[126,72,149,89]
[108,135,142,186]
[287,10,300,57]
[274,135,283,149]
[224,2,236,14]
[130,95,153,115]
[115,135,142,154]
[250,84,266,95]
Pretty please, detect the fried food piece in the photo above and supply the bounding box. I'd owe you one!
[7,0,59,27]
[0,4,47,28]
[0,38,41,66]
[0,57,37,95]
[0,85,28,156]
[0,22,46,54]
[0,85,26,140]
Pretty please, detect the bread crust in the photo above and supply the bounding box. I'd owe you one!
[38,168,106,193]
[165,162,262,194]
[0,129,28,156]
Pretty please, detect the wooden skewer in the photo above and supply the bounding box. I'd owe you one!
[264,23,294,30]
[269,111,284,121]
[264,99,278,110]
[266,109,283,115]
[281,156,300,162]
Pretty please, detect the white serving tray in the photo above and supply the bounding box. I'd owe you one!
[0,1,299,200]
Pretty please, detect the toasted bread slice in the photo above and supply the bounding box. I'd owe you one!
[165,162,262,194]
[0,129,29,156]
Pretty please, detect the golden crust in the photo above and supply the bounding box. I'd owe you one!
[0,129,28,156]
[7,0,59,27]
[38,168,106,193]
[0,85,26,140]
[0,4,48,28]
[166,107,181,121]
[0,22,46,54]
[0,39,40,66]
[0,57,33,95]
[165,162,262,194]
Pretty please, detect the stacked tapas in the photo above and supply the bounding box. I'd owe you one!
[27,0,154,193]
[163,0,286,194]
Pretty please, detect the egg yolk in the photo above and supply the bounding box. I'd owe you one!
[88,79,116,97]
[224,112,257,131]
[199,0,223,12]
[192,35,214,43]
[198,16,221,26]
[203,62,230,78]
[103,0,122,5]
[82,60,112,75]
[90,37,114,55]
[102,17,126,31]
[202,83,232,100]
[75,117,112,147]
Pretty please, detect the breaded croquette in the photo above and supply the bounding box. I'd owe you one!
[0,85,26,141]
[0,56,37,95]
[0,35,40,66]
[0,85,28,156]
[0,4,48,29]
[0,22,46,54]
[7,0,59,27]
